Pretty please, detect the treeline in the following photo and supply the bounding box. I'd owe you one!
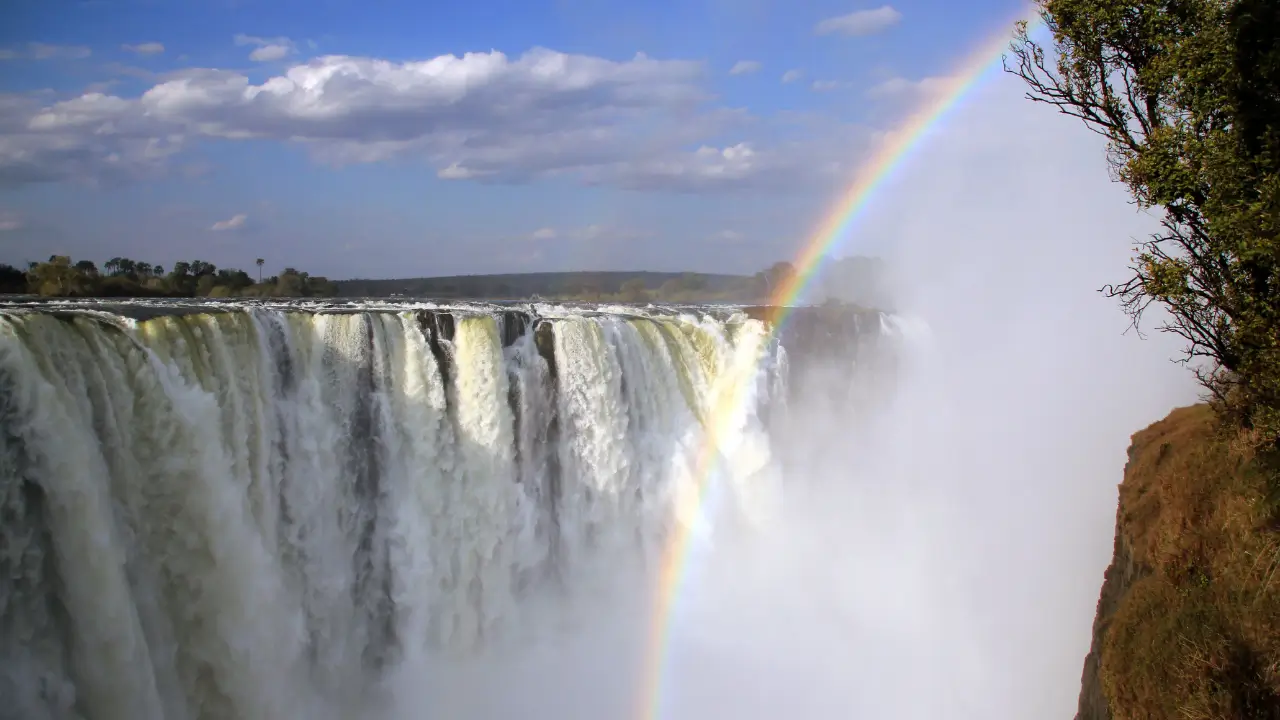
[2,256,338,298]
[0,255,884,305]
[336,261,809,303]
[543,264,794,304]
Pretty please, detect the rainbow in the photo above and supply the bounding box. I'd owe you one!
[638,8,1045,719]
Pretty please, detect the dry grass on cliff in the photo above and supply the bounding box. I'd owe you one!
[1100,405,1280,719]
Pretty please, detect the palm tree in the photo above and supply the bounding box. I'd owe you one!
[256,258,264,284]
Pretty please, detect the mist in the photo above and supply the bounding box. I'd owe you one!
[389,70,1201,720]
[0,59,1204,720]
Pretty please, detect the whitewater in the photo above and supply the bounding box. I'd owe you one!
[0,299,900,720]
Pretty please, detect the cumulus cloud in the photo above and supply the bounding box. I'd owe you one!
[123,42,165,56]
[0,46,877,193]
[250,45,291,62]
[729,60,762,75]
[234,34,296,62]
[0,211,21,231]
[781,69,804,84]
[867,75,952,100]
[712,229,745,243]
[815,6,903,36]
[595,129,861,193]
[0,92,185,187]
[0,43,92,61]
[210,213,247,231]
[530,227,558,240]
[612,142,759,188]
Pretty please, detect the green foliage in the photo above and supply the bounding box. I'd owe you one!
[335,268,795,303]
[618,278,650,303]
[19,255,336,299]
[1010,0,1280,445]
[0,263,28,293]
[27,255,91,296]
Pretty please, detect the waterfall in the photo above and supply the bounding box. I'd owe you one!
[0,301,884,720]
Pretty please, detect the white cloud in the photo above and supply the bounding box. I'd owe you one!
[0,43,92,61]
[234,34,296,62]
[531,227,558,240]
[781,69,804,84]
[864,75,956,122]
[123,42,165,56]
[0,90,185,187]
[438,162,495,180]
[603,142,759,190]
[729,60,761,75]
[249,44,291,62]
[815,6,903,37]
[712,229,744,243]
[867,75,951,99]
[597,134,857,193]
[210,213,247,231]
[0,46,869,193]
[811,80,852,92]
[0,211,20,231]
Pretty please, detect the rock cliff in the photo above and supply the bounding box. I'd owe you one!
[1073,405,1280,720]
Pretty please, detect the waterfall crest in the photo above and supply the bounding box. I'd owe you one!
[0,301,884,720]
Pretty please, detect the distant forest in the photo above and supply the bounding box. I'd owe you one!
[1,255,889,306]
[339,270,765,303]
[338,257,889,305]
[1,256,338,298]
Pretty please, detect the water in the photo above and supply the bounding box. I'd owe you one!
[0,300,891,720]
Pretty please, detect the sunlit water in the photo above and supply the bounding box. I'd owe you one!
[1,299,904,720]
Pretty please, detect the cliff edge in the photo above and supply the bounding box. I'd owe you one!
[1075,405,1280,720]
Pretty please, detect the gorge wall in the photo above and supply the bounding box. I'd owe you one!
[1074,405,1280,720]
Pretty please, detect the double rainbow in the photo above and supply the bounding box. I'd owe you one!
[639,9,1045,719]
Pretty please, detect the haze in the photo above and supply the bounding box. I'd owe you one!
[2,1,1202,718]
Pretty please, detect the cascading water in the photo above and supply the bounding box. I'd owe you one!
[0,300,892,720]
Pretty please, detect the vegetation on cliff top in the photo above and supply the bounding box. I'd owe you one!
[3,255,893,306]
[333,261,811,303]
[5,255,338,298]
[1103,406,1279,719]
[1010,0,1280,716]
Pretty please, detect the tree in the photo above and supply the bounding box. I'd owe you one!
[215,268,254,292]
[755,261,797,298]
[619,278,649,303]
[28,255,89,296]
[1008,0,1280,443]
[0,263,27,293]
[73,260,99,277]
[276,268,305,297]
[196,274,218,296]
[188,260,216,277]
[256,257,264,284]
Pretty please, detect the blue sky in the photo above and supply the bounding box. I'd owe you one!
[0,0,1030,279]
